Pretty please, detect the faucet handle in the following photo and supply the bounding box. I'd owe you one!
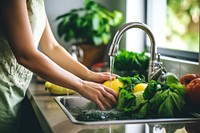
[150,66,167,82]
[156,53,167,73]
[157,53,161,62]
[149,53,168,81]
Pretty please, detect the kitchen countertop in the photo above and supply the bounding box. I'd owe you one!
[27,77,200,133]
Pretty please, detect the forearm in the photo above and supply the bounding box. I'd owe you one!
[39,18,93,81]
[42,44,93,81]
[18,49,83,91]
[0,0,117,111]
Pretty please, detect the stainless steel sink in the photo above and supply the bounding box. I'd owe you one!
[55,96,200,125]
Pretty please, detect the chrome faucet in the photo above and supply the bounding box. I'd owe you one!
[108,22,166,81]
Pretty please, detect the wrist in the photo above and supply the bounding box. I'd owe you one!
[83,69,94,81]
[75,79,86,94]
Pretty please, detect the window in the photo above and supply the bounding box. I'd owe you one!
[146,0,199,62]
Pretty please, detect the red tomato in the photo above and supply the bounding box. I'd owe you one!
[180,74,198,85]
[186,78,200,107]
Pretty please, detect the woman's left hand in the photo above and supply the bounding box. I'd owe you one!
[77,80,118,110]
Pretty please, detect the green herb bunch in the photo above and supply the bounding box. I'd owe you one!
[114,49,150,71]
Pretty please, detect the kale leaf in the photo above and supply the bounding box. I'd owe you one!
[114,49,150,71]
[116,89,136,112]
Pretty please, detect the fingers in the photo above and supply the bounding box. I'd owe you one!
[97,85,118,110]
[80,80,118,110]
[102,72,118,79]
[90,71,119,83]
[99,96,112,110]
[93,91,111,111]
[99,72,120,83]
[95,99,106,111]
[104,85,118,99]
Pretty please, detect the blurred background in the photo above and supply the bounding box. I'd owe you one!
[44,0,199,76]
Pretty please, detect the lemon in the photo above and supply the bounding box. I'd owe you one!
[45,81,76,95]
[103,79,124,94]
[132,83,148,94]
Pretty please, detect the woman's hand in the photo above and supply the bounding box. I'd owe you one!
[77,80,118,110]
[87,71,118,83]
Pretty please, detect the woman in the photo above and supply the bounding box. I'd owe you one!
[0,0,118,132]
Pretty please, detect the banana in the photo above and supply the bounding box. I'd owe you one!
[45,81,76,95]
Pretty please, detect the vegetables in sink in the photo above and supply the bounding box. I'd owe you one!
[179,74,200,107]
[116,73,186,119]
[72,74,191,121]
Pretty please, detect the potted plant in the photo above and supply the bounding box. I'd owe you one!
[56,0,123,67]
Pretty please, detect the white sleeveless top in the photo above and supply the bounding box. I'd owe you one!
[0,0,46,132]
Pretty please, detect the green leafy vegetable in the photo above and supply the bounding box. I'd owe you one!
[143,80,158,100]
[142,73,186,118]
[157,90,185,118]
[157,90,175,118]
[116,89,136,112]
[114,49,150,71]
[134,103,148,118]
[119,75,146,92]
[73,73,187,121]
[164,72,180,85]
[163,72,186,97]
[117,73,186,118]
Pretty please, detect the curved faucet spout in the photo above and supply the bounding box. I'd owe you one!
[108,22,156,61]
[108,22,158,81]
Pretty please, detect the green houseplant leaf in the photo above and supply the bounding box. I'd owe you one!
[56,0,123,46]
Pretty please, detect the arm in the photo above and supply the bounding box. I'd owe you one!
[39,17,115,83]
[0,0,81,91]
[0,0,117,110]
[39,16,92,81]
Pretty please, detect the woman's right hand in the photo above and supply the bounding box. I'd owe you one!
[77,80,118,110]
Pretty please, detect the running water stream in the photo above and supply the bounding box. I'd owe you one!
[109,56,115,133]
[109,56,115,87]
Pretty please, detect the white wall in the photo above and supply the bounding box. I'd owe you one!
[126,0,145,53]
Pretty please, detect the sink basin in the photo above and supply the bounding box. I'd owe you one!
[55,96,200,125]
